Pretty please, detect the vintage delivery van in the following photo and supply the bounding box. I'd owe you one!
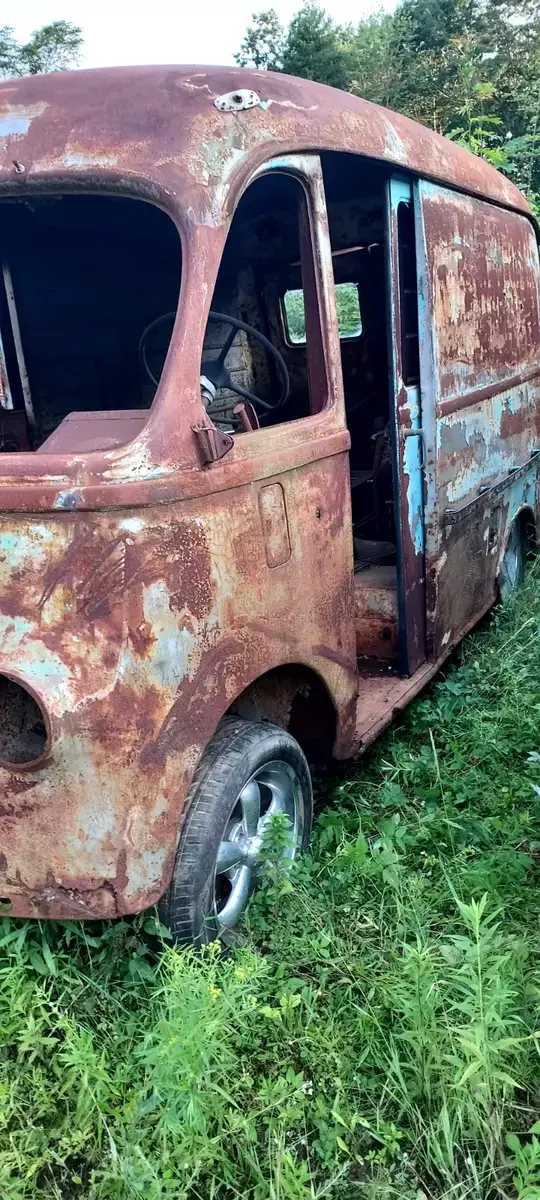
[0,65,538,943]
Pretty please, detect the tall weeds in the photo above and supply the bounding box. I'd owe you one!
[2,569,540,1197]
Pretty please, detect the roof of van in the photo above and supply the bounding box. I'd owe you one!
[0,64,530,218]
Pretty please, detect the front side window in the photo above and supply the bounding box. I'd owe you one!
[283,281,362,345]
[197,169,328,436]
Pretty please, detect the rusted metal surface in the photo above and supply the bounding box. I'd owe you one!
[0,325,12,411]
[0,452,357,917]
[355,590,496,750]
[0,67,538,919]
[258,483,291,568]
[418,181,540,654]
[354,567,398,659]
[437,365,540,419]
[443,451,540,526]
[421,186,540,402]
[37,411,148,454]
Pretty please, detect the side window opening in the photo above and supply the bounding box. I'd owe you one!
[397,200,420,386]
[283,281,362,345]
[0,195,181,453]
[198,171,327,436]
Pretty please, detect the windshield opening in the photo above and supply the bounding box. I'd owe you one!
[0,194,181,453]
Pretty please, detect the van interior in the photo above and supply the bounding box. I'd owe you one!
[0,152,409,664]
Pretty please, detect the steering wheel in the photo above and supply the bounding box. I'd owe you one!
[139,310,290,413]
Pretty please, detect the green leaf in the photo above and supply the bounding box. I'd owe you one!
[456,1061,481,1086]
[41,940,57,976]
[28,949,49,975]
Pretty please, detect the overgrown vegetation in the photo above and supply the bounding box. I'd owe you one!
[2,567,540,1197]
[236,0,540,213]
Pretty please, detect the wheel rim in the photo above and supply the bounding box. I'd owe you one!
[213,760,305,930]
[499,523,524,601]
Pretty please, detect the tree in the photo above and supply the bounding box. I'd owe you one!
[235,10,284,70]
[0,20,82,79]
[0,27,22,78]
[281,4,349,90]
[235,0,540,207]
[395,0,474,54]
[345,12,403,110]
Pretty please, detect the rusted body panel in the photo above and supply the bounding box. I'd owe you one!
[0,453,356,917]
[354,568,398,658]
[417,182,540,654]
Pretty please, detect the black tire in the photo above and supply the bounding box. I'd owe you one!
[158,717,313,946]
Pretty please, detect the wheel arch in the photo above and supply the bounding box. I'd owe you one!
[515,504,537,552]
[498,503,537,575]
[225,662,339,763]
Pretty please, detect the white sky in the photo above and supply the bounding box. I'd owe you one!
[6,0,397,70]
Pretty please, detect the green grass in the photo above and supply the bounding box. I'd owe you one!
[3,569,540,1199]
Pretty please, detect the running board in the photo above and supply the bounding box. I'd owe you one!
[353,595,494,755]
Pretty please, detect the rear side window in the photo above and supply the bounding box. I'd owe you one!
[283,281,362,344]
[397,201,420,386]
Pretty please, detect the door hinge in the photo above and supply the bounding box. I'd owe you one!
[192,421,234,466]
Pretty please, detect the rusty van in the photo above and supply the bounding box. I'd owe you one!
[0,65,538,944]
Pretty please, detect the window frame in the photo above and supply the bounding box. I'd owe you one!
[281,279,363,348]
[199,153,345,461]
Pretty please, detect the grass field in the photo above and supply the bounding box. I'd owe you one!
[2,569,540,1199]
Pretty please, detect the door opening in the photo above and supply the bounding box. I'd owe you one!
[320,153,399,663]
[387,176,426,674]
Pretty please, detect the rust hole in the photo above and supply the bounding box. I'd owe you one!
[0,898,12,913]
[0,676,48,766]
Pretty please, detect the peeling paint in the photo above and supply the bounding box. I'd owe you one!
[0,64,536,924]
[418,179,540,655]
[0,102,47,140]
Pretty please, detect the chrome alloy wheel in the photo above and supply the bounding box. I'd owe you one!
[499,520,525,601]
[213,760,305,930]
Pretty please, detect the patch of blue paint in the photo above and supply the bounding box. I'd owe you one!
[405,434,425,555]
[0,114,31,138]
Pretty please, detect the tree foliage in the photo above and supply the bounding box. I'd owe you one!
[235,10,284,71]
[0,20,83,79]
[235,0,540,206]
[281,4,349,90]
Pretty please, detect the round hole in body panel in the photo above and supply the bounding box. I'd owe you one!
[0,675,48,766]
